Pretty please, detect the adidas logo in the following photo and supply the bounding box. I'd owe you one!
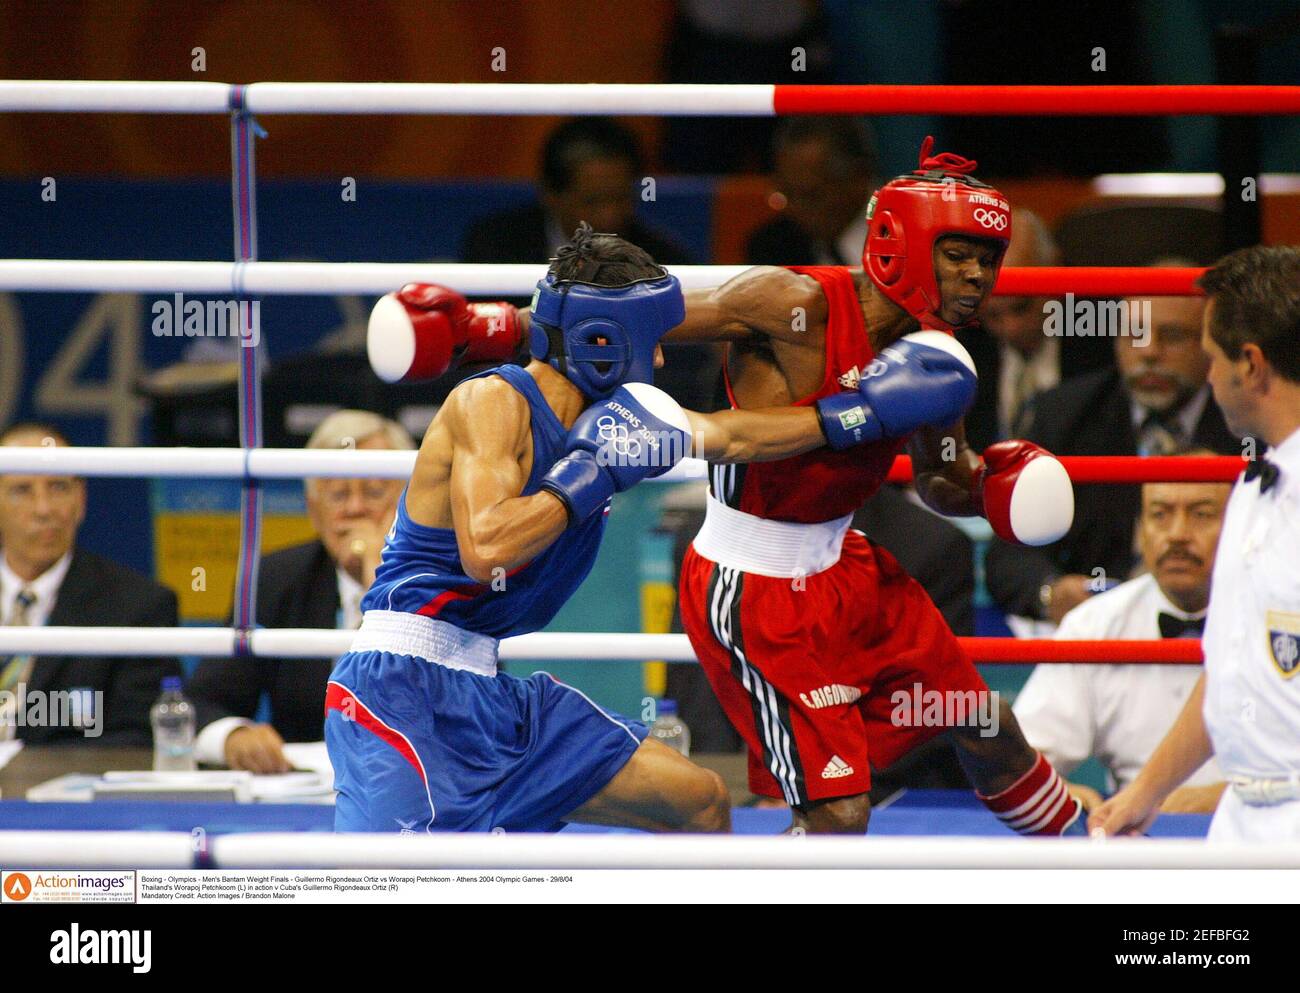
[837,366,862,389]
[821,755,854,779]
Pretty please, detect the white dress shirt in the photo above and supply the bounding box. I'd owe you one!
[1014,571,1223,792]
[195,566,365,765]
[1201,426,1300,840]
[1,551,73,628]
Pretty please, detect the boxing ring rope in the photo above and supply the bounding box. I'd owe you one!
[0,628,1204,664]
[0,261,1212,297]
[1,831,1298,870]
[3,81,1299,116]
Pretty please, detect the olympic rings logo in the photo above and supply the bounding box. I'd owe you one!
[596,414,644,459]
[973,208,1008,231]
[863,357,890,379]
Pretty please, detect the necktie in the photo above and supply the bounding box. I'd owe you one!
[1006,360,1037,439]
[1158,612,1204,639]
[0,589,36,691]
[1244,457,1280,494]
[0,589,36,740]
[1138,413,1183,456]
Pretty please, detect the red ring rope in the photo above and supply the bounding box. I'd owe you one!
[773,84,1300,116]
[964,639,1202,664]
[993,267,1207,296]
[888,455,1246,485]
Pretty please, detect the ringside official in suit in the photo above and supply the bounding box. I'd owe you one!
[984,291,1242,628]
[0,423,179,746]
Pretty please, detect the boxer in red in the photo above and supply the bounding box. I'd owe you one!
[667,138,1083,835]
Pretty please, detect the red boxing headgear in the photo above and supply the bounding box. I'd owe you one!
[863,136,1012,332]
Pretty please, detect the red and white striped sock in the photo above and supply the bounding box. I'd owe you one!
[977,753,1083,836]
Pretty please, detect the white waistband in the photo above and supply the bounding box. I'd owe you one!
[690,496,852,578]
[350,610,499,677]
[1230,774,1300,807]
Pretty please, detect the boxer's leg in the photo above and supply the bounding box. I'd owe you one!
[567,737,731,832]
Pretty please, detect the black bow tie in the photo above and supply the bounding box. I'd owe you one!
[1158,612,1205,639]
[1244,457,1280,494]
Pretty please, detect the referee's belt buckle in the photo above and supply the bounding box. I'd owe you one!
[1230,774,1300,806]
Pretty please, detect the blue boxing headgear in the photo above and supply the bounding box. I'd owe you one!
[529,269,686,400]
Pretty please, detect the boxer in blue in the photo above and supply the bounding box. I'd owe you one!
[326,225,837,833]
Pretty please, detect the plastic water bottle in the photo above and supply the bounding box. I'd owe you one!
[151,676,197,772]
[650,699,690,756]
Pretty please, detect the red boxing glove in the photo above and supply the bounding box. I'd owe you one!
[973,440,1074,546]
[367,283,521,383]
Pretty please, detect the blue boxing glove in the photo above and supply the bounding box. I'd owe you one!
[816,330,978,449]
[541,383,693,524]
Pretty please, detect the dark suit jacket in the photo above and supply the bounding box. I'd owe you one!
[19,549,180,746]
[462,203,695,272]
[955,326,1115,453]
[187,540,339,744]
[850,484,975,637]
[984,367,1242,619]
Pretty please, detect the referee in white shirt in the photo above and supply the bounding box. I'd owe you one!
[1092,245,1300,841]
[1014,454,1228,814]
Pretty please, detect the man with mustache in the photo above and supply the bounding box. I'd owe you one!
[985,282,1242,628]
[1013,454,1228,814]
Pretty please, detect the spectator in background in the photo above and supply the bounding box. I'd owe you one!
[189,411,414,773]
[745,117,878,268]
[959,209,1111,452]
[462,117,693,271]
[985,284,1241,629]
[0,423,179,746]
[464,119,720,408]
[663,0,832,174]
[1014,460,1228,814]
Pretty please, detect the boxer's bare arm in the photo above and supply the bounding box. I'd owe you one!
[663,267,827,346]
[441,379,569,582]
[908,419,983,517]
[1129,673,1215,801]
[683,406,826,463]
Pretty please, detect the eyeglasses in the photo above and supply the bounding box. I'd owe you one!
[313,480,399,508]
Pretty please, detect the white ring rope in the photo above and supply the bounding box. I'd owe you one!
[0,260,746,295]
[0,628,698,661]
[208,834,1300,870]
[0,446,707,483]
[0,832,199,869]
[1,831,1297,869]
[0,81,777,116]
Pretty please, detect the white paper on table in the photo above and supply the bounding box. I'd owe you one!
[281,741,334,787]
[249,772,335,803]
[0,739,22,772]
